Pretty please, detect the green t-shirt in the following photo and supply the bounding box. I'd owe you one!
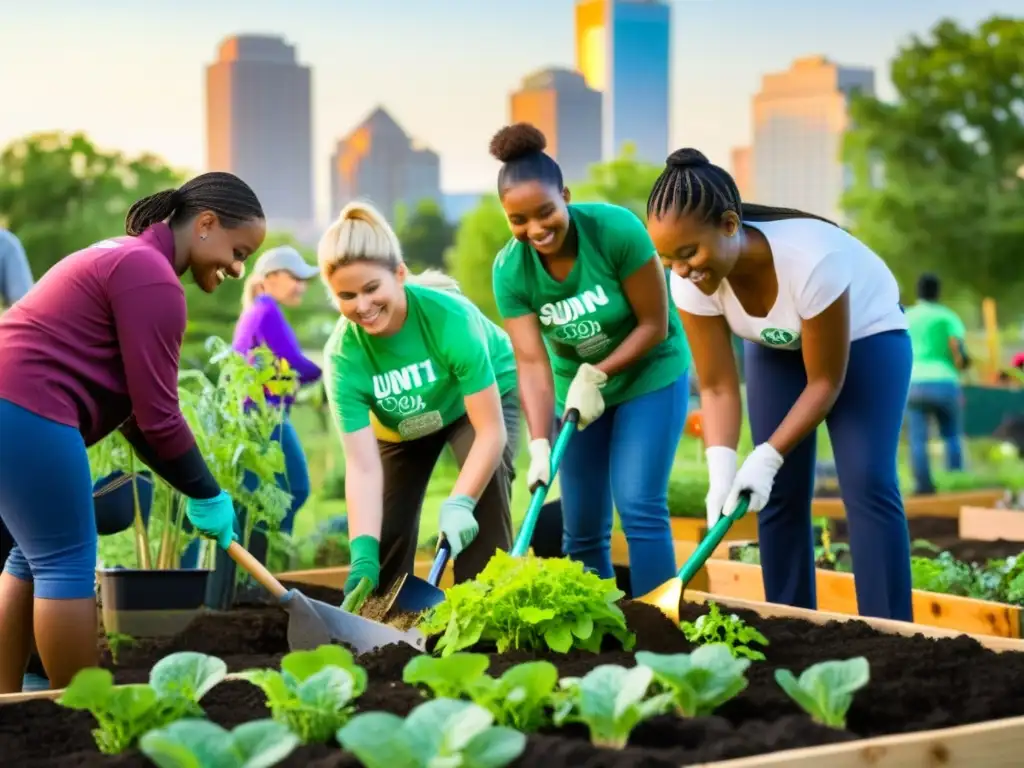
[324,283,517,441]
[492,201,690,409]
[906,300,966,383]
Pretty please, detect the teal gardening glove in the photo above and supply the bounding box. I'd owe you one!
[185,491,238,550]
[438,494,480,558]
[344,535,381,596]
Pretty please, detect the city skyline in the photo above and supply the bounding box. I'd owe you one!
[1,0,1014,224]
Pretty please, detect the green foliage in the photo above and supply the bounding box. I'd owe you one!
[444,195,509,322]
[774,657,870,729]
[636,644,751,717]
[573,143,664,220]
[680,602,770,661]
[238,645,367,744]
[397,198,456,271]
[419,551,635,656]
[140,718,299,768]
[0,132,183,276]
[841,16,1024,302]
[58,652,226,754]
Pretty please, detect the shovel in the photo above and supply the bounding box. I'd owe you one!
[224,540,427,655]
[634,492,751,623]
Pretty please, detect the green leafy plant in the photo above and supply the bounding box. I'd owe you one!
[554,664,674,749]
[419,551,635,656]
[139,718,299,768]
[774,657,870,729]
[403,653,559,732]
[238,644,367,743]
[680,602,770,660]
[58,652,227,754]
[105,631,135,665]
[636,644,750,717]
[337,698,526,768]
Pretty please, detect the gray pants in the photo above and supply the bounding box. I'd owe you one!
[377,391,519,587]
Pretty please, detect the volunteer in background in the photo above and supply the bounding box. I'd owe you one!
[319,201,519,595]
[647,148,913,621]
[489,123,691,599]
[0,172,265,691]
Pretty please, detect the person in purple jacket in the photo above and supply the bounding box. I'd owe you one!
[0,172,266,692]
[179,246,322,568]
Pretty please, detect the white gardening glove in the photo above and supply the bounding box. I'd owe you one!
[723,443,785,516]
[704,446,738,528]
[564,363,608,429]
[526,438,551,492]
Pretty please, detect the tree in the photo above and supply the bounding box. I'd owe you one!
[572,143,664,220]
[0,132,182,277]
[396,198,455,271]
[841,16,1024,302]
[445,195,510,322]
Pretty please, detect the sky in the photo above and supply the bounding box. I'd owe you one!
[1,0,1017,222]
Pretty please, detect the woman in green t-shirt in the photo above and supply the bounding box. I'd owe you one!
[488,123,692,598]
[319,202,519,595]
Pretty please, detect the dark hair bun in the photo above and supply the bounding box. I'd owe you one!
[667,148,709,169]
[489,123,547,163]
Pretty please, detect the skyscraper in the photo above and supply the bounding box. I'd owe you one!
[575,0,671,164]
[509,67,602,184]
[730,146,753,201]
[206,35,314,230]
[329,107,442,222]
[751,55,874,222]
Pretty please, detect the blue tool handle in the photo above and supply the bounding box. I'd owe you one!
[428,537,452,586]
[511,409,579,557]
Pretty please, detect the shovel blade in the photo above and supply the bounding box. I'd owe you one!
[634,578,683,624]
[392,575,446,614]
[281,590,427,655]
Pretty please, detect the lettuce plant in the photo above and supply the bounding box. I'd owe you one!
[140,718,299,768]
[238,645,367,744]
[774,657,870,729]
[337,698,526,768]
[636,644,750,716]
[419,551,635,656]
[680,601,769,660]
[403,653,559,731]
[553,664,674,749]
[58,652,227,754]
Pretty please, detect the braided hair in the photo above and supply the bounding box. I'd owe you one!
[489,123,564,198]
[646,149,839,227]
[124,171,264,237]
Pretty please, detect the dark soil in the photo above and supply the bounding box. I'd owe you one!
[5,580,1024,767]
[832,516,1024,564]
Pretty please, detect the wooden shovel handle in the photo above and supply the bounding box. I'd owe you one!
[226,541,288,599]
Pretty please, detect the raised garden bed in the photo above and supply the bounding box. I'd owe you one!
[3,574,1024,767]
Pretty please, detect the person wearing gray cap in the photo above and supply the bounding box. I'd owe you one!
[179,244,323,568]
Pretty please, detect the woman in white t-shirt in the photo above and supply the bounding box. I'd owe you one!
[647,148,913,622]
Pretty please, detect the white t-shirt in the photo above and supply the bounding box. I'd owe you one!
[670,218,907,350]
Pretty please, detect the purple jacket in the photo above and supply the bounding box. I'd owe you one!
[232,295,322,407]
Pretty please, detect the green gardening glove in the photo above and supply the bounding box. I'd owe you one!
[344,535,381,596]
[438,494,480,558]
[185,491,238,550]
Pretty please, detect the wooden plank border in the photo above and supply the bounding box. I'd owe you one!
[810,489,1003,520]
[958,506,1024,542]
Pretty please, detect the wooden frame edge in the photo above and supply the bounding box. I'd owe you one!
[959,505,1024,542]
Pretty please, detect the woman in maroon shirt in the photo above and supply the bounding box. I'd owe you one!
[0,172,266,692]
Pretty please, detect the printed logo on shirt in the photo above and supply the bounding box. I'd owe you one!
[539,286,611,356]
[372,360,437,418]
[760,328,799,347]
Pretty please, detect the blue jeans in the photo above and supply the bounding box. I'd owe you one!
[559,373,689,597]
[745,330,913,621]
[0,400,97,599]
[905,381,963,495]
[180,419,310,567]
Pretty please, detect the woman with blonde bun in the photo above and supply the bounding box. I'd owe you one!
[319,201,519,595]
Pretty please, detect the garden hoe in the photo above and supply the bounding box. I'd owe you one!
[224,541,428,655]
[382,408,582,618]
[635,492,752,623]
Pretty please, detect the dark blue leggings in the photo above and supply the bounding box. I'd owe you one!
[179,418,310,568]
[745,330,913,621]
[0,399,97,599]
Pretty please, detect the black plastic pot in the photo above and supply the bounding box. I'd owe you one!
[92,470,154,535]
[97,567,209,638]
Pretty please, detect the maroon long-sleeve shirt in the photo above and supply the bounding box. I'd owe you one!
[0,223,197,460]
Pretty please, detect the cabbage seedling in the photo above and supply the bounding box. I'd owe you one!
[636,643,750,717]
[774,657,870,729]
[140,718,299,768]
